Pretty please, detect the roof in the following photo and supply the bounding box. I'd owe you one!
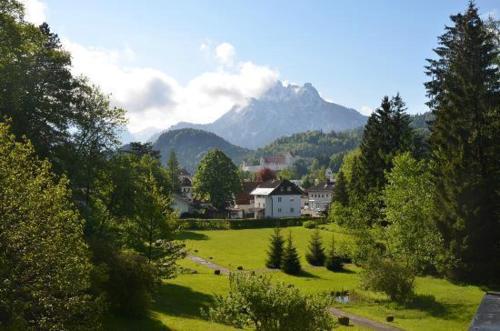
[250,179,303,196]
[181,177,192,186]
[262,154,287,164]
[469,292,500,330]
[235,181,260,205]
[308,182,335,192]
[179,168,191,176]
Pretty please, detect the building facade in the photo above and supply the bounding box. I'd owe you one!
[250,179,303,218]
[307,182,334,216]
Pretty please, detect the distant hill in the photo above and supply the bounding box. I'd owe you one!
[169,81,367,149]
[152,128,251,172]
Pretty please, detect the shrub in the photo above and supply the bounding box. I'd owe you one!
[105,250,157,317]
[237,266,244,270]
[306,228,326,266]
[361,256,415,303]
[214,269,221,275]
[303,220,316,229]
[386,316,394,322]
[338,316,350,326]
[281,232,301,275]
[265,227,285,269]
[325,234,343,271]
[206,273,334,331]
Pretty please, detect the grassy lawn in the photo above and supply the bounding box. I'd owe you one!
[179,225,484,331]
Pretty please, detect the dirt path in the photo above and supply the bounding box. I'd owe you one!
[187,254,404,331]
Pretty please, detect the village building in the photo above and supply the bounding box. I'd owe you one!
[228,181,260,219]
[250,179,303,218]
[241,152,297,173]
[307,181,334,216]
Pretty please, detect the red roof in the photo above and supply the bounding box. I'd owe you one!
[263,154,287,164]
[235,181,260,205]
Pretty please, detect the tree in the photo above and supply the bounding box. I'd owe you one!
[266,227,285,269]
[206,273,334,331]
[383,153,441,273]
[425,3,500,283]
[128,142,160,160]
[256,167,276,182]
[332,171,348,206]
[306,229,326,266]
[166,150,181,193]
[325,234,343,271]
[281,232,301,275]
[193,149,242,210]
[0,123,99,330]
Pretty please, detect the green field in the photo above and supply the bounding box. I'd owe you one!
[106,225,484,330]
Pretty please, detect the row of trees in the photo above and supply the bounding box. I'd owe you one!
[0,2,186,329]
[330,3,499,293]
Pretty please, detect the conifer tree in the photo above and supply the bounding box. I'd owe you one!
[425,3,500,283]
[265,227,285,269]
[332,171,349,206]
[167,150,181,193]
[325,234,343,271]
[306,228,326,266]
[281,232,302,275]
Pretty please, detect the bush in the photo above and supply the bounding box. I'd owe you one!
[206,273,334,331]
[214,269,221,275]
[303,220,316,229]
[338,316,350,326]
[179,217,312,230]
[105,250,157,317]
[361,256,415,303]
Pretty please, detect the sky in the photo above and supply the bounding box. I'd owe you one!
[20,0,498,134]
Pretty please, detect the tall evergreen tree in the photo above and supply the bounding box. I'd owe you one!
[332,171,349,206]
[265,227,285,269]
[325,234,343,271]
[425,3,500,283]
[281,232,301,275]
[306,228,326,266]
[167,150,181,193]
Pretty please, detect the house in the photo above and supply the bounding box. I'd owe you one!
[325,168,335,182]
[179,169,194,201]
[307,181,334,216]
[250,179,303,218]
[242,152,297,173]
[228,181,260,219]
[172,194,195,216]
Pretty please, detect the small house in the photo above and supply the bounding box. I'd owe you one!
[250,179,303,218]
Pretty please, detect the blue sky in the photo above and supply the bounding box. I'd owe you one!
[25,0,498,132]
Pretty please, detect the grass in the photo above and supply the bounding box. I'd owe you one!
[106,224,484,330]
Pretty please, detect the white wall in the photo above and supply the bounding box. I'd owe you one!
[269,194,301,218]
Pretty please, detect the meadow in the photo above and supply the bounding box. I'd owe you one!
[106,224,484,330]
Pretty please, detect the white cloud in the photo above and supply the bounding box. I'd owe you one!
[215,42,236,66]
[19,0,47,25]
[64,39,278,133]
[360,105,374,116]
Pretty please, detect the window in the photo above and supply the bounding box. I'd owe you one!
[278,197,282,202]
[278,208,282,213]
[290,208,294,213]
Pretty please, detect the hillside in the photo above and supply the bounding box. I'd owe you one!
[152,129,251,172]
[169,81,367,149]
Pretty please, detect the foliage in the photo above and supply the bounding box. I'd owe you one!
[302,220,316,229]
[325,234,343,271]
[206,273,334,331]
[332,171,348,206]
[306,229,326,266]
[266,227,285,269]
[0,123,99,330]
[256,167,276,182]
[166,150,182,193]
[281,232,302,275]
[127,142,161,160]
[193,149,242,210]
[361,255,415,303]
[425,2,500,284]
[179,217,312,230]
[383,153,442,273]
[104,250,158,317]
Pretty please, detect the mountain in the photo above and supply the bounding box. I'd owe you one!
[119,126,163,144]
[152,128,251,173]
[169,81,367,149]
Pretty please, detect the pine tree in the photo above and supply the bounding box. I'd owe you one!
[332,171,348,206]
[265,227,285,269]
[425,3,500,283]
[306,228,326,266]
[325,234,343,271]
[167,150,181,193]
[281,232,301,275]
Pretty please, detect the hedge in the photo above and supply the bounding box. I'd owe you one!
[178,217,326,230]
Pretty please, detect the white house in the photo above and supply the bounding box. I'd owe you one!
[242,152,297,173]
[172,194,195,216]
[250,179,303,218]
[307,181,334,216]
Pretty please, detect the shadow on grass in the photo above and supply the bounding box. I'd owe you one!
[176,231,209,241]
[295,270,321,279]
[103,312,172,331]
[153,282,215,318]
[405,294,447,317]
